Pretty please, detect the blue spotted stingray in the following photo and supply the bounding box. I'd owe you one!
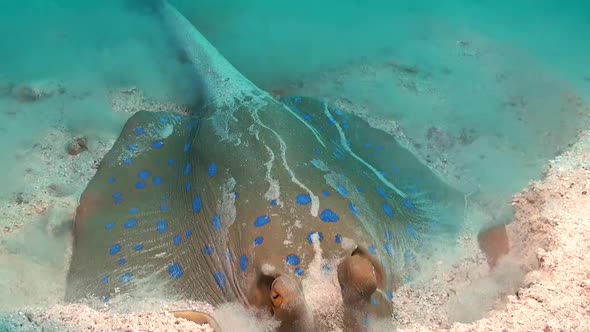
[66,1,465,330]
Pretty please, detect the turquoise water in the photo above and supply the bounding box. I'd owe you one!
[0,0,589,328]
[1,0,588,198]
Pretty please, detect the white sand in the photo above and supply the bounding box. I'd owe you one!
[397,129,590,331]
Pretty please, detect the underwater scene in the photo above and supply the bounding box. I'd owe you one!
[0,0,589,331]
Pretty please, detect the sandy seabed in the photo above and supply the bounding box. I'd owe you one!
[0,87,589,332]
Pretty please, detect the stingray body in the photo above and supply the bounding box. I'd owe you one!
[66,1,464,330]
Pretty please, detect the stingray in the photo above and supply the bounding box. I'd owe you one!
[66,1,465,330]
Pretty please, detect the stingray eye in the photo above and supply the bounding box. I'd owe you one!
[270,288,283,312]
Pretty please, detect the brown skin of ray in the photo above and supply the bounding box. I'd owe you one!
[72,191,101,241]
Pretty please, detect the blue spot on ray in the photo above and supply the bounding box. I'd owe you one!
[167,159,174,166]
[254,237,264,246]
[184,142,191,153]
[135,127,145,135]
[120,273,133,283]
[169,263,183,279]
[134,243,144,251]
[153,176,162,186]
[123,158,133,165]
[157,220,168,233]
[234,192,239,199]
[174,235,182,246]
[368,246,376,255]
[113,192,122,199]
[105,222,115,230]
[385,242,394,256]
[270,199,277,206]
[335,234,342,244]
[160,204,168,212]
[294,267,304,276]
[286,254,300,266]
[139,170,151,180]
[102,276,109,285]
[403,200,416,211]
[240,255,248,272]
[186,182,193,192]
[153,140,164,149]
[208,163,218,177]
[204,246,214,255]
[212,215,222,231]
[349,202,360,217]
[127,144,138,151]
[136,182,146,190]
[118,258,126,266]
[307,232,324,244]
[296,194,311,205]
[406,226,417,239]
[186,229,193,237]
[255,215,270,227]
[214,272,226,290]
[192,195,202,213]
[322,191,331,197]
[108,178,116,184]
[109,244,121,256]
[336,185,348,197]
[320,209,339,223]
[383,203,395,219]
[183,162,192,176]
[376,188,388,199]
[124,219,138,228]
[129,208,139,214]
